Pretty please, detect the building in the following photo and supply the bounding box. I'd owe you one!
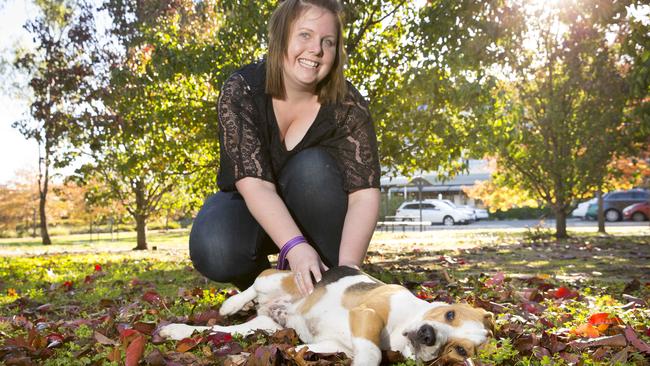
[379,160,492,217]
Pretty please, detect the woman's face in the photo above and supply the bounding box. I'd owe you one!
[283,6,338,94]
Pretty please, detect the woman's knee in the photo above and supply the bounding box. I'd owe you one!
[188,192,266,283]
[278,147,346,202]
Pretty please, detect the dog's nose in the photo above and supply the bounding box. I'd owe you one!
[416,324,436,346]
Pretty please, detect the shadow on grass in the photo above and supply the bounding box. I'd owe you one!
[366,235,650,285]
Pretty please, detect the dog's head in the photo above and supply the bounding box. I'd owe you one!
[401,303,494,364]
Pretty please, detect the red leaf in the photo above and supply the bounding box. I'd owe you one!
[62,281,73,291]
[94,264,102,272]
[142,290,162,304]
[125,334,146,366]
[485,272,506,288]
[588,312,622,325]
[46,333,64,344]
[552,286,578,299]
[206,332,232,346]
[522,301,542,315]
[119,328,139,340]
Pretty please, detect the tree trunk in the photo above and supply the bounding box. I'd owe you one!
[39,190,51,245]
[134,214,147,250]
[596,189,606,234]
[133,180,148,250]
[38,144,51,245]
[555,209,568,239]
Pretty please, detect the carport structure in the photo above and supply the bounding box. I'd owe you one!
[379,160,492,218]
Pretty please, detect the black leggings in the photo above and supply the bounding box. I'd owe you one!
[189,147,348,289]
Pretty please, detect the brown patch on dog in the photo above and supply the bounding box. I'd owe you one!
[298,286,327,314]
[423,303,491,328]
[259,268,282,277]
[349,307,384,346]
[343,284,404,325]
[280,273,301,297]
[438,337,479,364]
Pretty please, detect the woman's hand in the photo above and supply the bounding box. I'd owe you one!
[286,243,328,296]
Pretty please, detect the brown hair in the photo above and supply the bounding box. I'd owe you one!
[266,0,347,104]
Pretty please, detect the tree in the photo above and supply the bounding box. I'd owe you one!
[75,0,245,250]
[481,0,648,238]
[12,0,96,244]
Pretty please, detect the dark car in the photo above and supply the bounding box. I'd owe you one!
[623,201,650,221]
[585,189,650,222]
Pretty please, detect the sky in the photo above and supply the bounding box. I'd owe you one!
[0,0,38,184]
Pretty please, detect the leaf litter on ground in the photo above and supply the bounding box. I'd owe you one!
[0,232,649,365]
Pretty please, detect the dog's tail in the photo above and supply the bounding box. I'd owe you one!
[219,285,257,316]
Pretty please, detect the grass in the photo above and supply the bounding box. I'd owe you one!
[1,226,649,365]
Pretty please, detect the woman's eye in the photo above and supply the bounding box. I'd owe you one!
[299,32,310,39]
[324,39,335,47]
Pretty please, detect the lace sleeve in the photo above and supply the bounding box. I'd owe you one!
[335,86,381,192]
[217,74,274,190]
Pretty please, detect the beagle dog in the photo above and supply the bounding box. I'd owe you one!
[160,266,494,365]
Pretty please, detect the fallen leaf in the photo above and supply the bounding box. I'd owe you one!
[569,334,627,349]
[623,326,650,354]
[176,336,202,353]
[94,331,118,346]
[125,332,146,366]
[570,324,601,338]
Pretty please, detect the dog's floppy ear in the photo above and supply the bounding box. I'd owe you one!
[482,311,495,338]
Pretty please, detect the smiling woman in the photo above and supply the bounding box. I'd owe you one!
[188,0,381,294]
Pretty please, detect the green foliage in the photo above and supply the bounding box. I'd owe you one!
[478,0,650,237]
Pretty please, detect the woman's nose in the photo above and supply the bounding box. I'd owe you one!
[308,39,324,56]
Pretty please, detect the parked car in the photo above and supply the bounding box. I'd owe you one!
[571,198,597,219]
[623,201,650,222]
[441,200,477,221]
[441,201,489,220]
[394,200,472,226]
[473,208,489,220]
[585,189,650,222]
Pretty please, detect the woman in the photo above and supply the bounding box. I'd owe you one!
[190,0,380,295]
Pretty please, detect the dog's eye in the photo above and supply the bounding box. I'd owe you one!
[455,345,468,357]
[445,310,455,321]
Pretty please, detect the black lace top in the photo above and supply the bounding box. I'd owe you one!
[217,61,380,193]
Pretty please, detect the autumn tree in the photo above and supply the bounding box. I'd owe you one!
[12,0,96,244]
[481,0,648,238]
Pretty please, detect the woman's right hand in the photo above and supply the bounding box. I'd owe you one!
[285,242,328,296]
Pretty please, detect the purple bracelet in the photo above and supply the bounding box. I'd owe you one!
[277,235,307,270]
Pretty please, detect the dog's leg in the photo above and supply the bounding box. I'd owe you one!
[158,324,210,340]
[208,315,282,336]
[296,340,348,354]
[349,308,384,366]
[159,315,283,340]
[219,285,258,316]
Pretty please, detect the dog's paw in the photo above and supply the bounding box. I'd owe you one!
[219,297,245,316]
[158,323,207,340]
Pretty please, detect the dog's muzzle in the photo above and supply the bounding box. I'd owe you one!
[407,324,436,346]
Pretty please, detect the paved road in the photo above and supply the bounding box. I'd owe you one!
[377,218,650,232]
